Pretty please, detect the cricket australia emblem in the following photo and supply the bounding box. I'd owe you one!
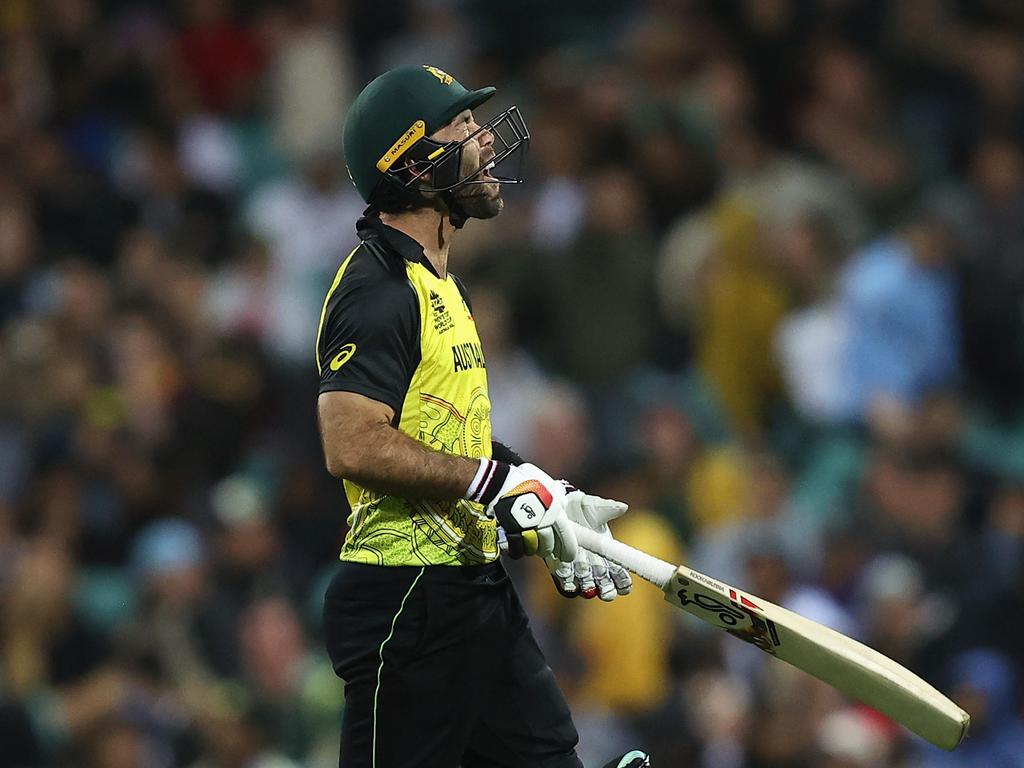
[430,290,454,333]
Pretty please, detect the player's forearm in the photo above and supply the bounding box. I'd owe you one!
[328,421,479,501]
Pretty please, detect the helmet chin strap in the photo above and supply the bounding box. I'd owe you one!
[433,192,466,251]
[441,190,469,229]
[430,193,466,250]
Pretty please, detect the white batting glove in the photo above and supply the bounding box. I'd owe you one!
[468,460,578,562]
[547,486,633,601]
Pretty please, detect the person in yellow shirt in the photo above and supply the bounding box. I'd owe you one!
[570,504,686,713]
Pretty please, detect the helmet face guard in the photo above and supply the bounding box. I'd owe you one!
[383,106,530,194]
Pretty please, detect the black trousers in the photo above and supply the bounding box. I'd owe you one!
[323,560,583,768]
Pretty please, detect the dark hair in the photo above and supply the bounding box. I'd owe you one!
[368,176,436,214]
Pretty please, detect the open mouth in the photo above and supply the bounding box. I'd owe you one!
[480,160,496,181]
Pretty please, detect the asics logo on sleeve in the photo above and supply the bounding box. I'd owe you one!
[330,343,357,371]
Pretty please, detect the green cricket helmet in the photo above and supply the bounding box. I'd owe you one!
[343,65,530,204]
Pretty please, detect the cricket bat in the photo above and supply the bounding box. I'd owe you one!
[570,522,970,751]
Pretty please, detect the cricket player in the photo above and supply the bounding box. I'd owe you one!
[317,66,650,768]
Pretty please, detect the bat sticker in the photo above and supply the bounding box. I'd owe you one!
[676,577,781,653]
[728,618,781,655]
[676,588,748,626]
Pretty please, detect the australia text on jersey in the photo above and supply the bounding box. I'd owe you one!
[453,341,486,372]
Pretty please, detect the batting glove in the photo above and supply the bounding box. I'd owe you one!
[467,460,578,562]
[547,485,632,601]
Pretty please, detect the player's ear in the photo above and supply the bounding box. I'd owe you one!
[398,157,431,186]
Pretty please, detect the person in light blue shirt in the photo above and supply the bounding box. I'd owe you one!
[838,213,960,422]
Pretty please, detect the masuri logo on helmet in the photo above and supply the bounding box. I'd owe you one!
[375,120,427,173]
[343,65,529,205]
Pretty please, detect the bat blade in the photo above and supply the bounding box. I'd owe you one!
[663,565,969,750]
[571,523,970,751]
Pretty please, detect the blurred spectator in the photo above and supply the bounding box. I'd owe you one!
[567,467,686,715]
[960,26,1024,138]
[206,473,289,632]
[795,39,913,213]
[238,596,340,762]
[24,129,128,266]
[470,283,550,455]
[375,0,475,77]
[121,125,232,264]
[635,402,703,541]
[208,236,276,340]
[79,718,161,768]
[684,669,750,768]
[522,380,592,484]
[950,134,1024,410]
[632,397,752,542]
[189,703,303,768]
[859,447,973,598]
[266,0,354,166]
[815,707,894,768]
[0,695,42,767]
[176,0,265,114]
[719,113,870,248]
[916,649,1024,768]
[629,122,713,235]
[774,212,850,424]
[527,108,589,249]
[124,518,237,685]
[539,166,659,391]
[856,553,947,673]
[978,479,1024,590]
[674,200,788,435]
[838,210,960,425]
[1,539,131,761]
[692,449,801,586]
[745,545,857,638]
[243,156,362,361]
[0,195,39,326]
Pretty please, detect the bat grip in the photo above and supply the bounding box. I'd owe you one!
[571,522,676,589]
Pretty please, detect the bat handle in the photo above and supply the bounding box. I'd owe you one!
[571,521,677,589]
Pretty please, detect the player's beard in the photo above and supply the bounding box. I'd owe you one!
[449,150,504,220]
[452,182,504,220]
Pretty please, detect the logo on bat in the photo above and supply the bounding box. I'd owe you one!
[676,588,748,626]
[676,579,781,653]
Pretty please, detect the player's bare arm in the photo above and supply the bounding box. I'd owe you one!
[318,387,578,561]
[318,389,477,499]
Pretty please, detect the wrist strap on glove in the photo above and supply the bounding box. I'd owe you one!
[466,458,511,506]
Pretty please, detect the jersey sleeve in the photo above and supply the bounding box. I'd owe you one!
[317,254,421,414]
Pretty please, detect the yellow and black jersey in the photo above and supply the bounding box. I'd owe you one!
[316,214,497,567]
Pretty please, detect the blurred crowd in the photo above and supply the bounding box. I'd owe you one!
[2,0,1024,766]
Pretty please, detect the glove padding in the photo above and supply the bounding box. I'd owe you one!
[486,463,578,562]
[547,488,633,601]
